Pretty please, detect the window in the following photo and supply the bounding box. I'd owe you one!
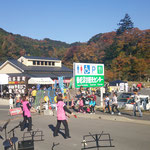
[33,61,36,65]
[37,61,40,65]
[45,61,47,65]
[41,61,44,65]
[49,62,51,66]
[52,62,55,66]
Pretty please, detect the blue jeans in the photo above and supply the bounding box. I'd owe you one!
[133,102,142,117]
[142,100,147,110]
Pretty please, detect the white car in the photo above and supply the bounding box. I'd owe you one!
[124,95,150,110]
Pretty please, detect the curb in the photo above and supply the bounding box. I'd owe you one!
[76,113,150,126]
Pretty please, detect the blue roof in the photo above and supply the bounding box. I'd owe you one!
[23,56,60,61]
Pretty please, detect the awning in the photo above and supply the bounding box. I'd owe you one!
[0,74,9,84]
[28,77,54,85]
[109,80,127,86]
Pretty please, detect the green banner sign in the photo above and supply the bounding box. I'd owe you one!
[75,75,104,88]
[74,63,104,88]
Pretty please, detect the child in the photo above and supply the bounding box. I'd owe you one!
[15,91,21,107]
[54,93,74,139]
[104,95,111,114]
[9,95,14,109]
[89,97,96,114]
[86,106,90,113]
[21,95,32,131]
[78,97,85,113]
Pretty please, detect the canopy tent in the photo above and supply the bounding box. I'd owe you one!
[28,77,54,85]
[0,74,9,84]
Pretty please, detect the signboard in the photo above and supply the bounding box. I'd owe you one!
[9,107,23,116]
[0,74,8,84]
[28,77,54,85]
[74,63,104,88]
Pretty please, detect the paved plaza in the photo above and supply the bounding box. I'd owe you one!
[0,103,150,150]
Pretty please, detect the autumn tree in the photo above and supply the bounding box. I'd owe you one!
[111,52,131,80]
[117,13,134,35]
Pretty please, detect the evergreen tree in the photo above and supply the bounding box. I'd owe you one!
[117,13,134,35]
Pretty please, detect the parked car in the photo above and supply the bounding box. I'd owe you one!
[117,93,150,110]
[117,92,134,108]
[125,95,150,110]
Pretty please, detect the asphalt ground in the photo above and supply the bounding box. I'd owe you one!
[0,112,150,150]
[0,91,150,150]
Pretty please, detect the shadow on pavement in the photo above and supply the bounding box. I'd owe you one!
[120,112,132,116]
[48,124,66,138]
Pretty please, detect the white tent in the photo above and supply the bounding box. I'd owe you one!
[28,77,54,85]
[0,74,9,84]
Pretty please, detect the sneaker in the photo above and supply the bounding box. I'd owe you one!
[118,112,121,115]
[65,136,71,139]
[54,134,59,137]
[111,112,114,115]
[27,128,32,132]
[20,129,24,131]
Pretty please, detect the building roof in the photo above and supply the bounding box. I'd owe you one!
[6,59,73,78]
[8,59,28,71]
[22,56,60,61]
[1,56,73,79]
[0,62,3,66]
[7,59,72,72]
[8,72,73,79]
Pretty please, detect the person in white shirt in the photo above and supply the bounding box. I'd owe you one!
[9,95,14,109]
[104,95,111,114]
[111,93,121,115]
[133,90,142,117]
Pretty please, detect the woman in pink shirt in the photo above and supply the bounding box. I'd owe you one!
[21,95,32,131]
[54,93,74,139]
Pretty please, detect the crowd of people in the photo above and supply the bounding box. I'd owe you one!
[69,85,146,117]
[71,86,97,114]
[8,87,37,109]
[5,84,147,140]
[70,86,122,115]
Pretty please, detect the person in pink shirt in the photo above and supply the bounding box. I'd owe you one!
[21,95,32,131]
[78,97,85,113]
[54,93,74,139]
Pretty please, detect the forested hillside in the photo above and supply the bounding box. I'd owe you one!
[63,28,150,81]
[0,28,70,62]
[0,14,150,81]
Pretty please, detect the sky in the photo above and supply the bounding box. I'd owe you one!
[0,0,149,44]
